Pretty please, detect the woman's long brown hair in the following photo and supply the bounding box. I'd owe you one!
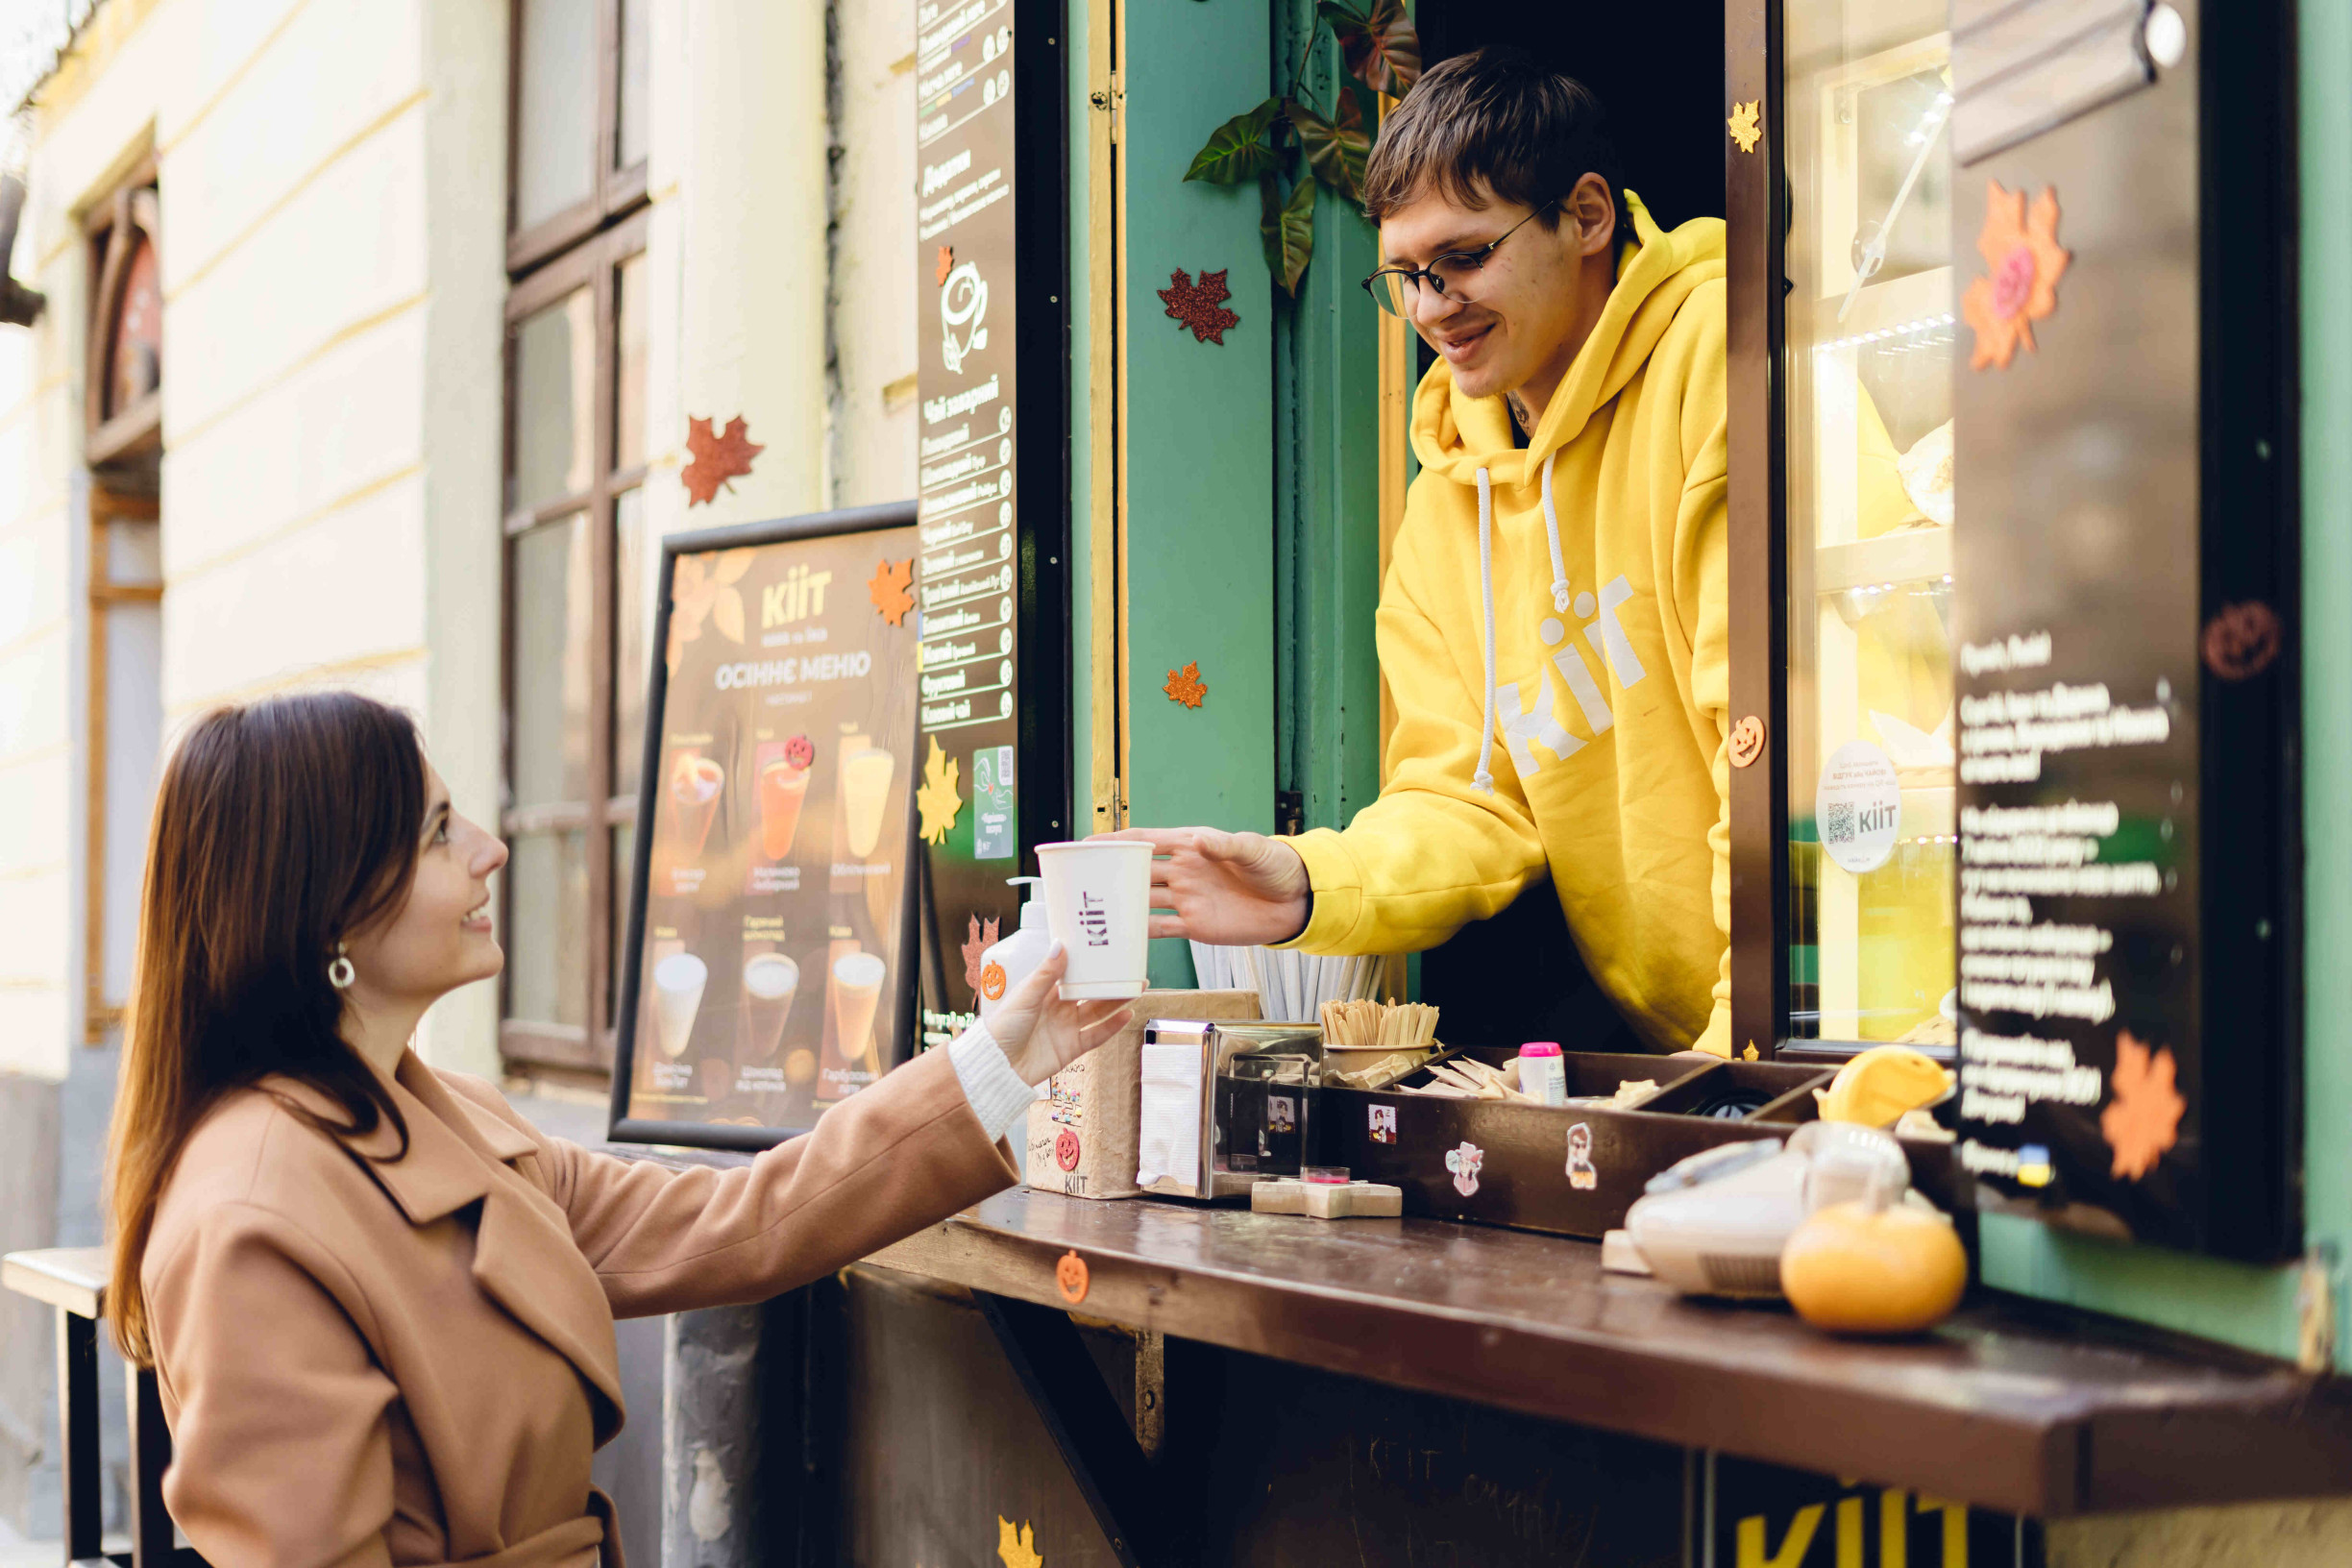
[107,692,429,1363]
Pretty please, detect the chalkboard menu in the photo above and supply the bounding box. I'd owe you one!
[610,507,923,1149]
[911,0,1069,1046]
[1948,0,2298,1260]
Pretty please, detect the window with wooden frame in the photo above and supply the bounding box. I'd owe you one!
[500,0,653,1076]
[500,211,650,1074]
[83,160,165,1041]
[507,0,651,275]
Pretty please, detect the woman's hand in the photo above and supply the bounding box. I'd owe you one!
[987,944,1136,1086]
[1098,826,1311,945]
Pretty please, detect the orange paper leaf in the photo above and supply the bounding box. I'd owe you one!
[1961,182,2070,371]
[962,913,1001,996]
[869,556,916,626]
[937,245,956,286]
[2100,1030,2186,1182]
[1164,660,1207,708]
[681,414,765,506]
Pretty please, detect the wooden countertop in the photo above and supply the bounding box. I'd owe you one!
[866,1188,2352,1518]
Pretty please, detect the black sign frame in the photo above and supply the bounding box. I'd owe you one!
[607,502,926,1152]
[1949,0,2302,1261]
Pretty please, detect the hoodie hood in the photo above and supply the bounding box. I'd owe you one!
[1410,191,1727,486]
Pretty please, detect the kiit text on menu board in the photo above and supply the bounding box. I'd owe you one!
[713,650,876,691]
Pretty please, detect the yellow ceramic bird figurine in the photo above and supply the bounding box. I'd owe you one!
[1815,1045,1955,1128]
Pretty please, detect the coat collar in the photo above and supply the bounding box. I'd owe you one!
[261,1050,627,1438]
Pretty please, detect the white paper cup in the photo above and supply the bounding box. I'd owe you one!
[1034,839,1153,999]
[652,952,707,1058]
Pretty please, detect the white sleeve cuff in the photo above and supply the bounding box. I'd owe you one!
[947,1020,1037,1144]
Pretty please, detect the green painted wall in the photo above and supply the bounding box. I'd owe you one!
[1120,3,1279,988]
[1973,0,2348,1369]
[1272,3,1385,837]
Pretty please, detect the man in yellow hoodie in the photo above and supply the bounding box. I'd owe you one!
[1126,48,1733,1057]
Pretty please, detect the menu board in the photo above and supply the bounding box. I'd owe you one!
[913,0,1040,1044]
[610,508,921,1148]
[1948,0,2296,1260]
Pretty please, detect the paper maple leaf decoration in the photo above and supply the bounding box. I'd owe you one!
[2100,1029,2186,1182]
[1727,100,1761,155]
[916,734,963,845]
[1164,660,1207,709]
[681,415,765,507]
[936,244,955,286]
[1961,182,2070,371]
[961,913,1001,994]
[1159,268,1240,345]
[665,548,755,671]
[869,556,916,626]
[997,1517,1043,1568]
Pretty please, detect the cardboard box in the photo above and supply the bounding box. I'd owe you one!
[1023,989,1260,1200]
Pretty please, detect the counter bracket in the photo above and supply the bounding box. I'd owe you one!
[973,1289,1170,1568]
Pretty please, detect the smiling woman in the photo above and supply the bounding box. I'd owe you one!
[95,689,1133,1567]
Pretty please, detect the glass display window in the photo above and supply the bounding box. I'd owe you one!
[1780,0,1958,1051]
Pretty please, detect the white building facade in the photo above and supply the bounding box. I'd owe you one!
[0,0,919,1537]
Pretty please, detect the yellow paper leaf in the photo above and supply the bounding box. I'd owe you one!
[1727,100,1762,155]
[997,1517,1043,1568]
[917,735,963,845]
[713,586,746,644]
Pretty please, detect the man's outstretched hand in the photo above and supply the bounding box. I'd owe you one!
[1098,827,1311,946]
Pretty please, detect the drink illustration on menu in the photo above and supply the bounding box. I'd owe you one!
[622,521,922,1138]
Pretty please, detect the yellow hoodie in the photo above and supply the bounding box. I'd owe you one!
[1285,193,1733,1056]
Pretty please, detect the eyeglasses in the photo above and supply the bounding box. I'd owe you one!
[1361,200,1560,318]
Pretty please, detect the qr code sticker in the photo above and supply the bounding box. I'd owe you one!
[1823,801,1855,843]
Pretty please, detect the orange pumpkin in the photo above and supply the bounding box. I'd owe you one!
[1780,1193,1967,1335]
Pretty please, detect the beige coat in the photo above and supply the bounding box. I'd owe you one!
[142,1045,1016,1568]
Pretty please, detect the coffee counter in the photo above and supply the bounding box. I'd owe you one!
[862,1188,2352,1519]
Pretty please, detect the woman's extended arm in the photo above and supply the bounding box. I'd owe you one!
[522,948,1128,1318]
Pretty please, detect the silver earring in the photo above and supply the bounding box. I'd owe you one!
[329,942,355,991]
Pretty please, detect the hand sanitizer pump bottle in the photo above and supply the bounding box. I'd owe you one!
[977,876,1051,1025]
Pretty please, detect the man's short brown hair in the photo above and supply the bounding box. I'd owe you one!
[1361,47,1632,241]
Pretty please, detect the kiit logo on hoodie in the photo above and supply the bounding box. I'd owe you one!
[1494,575,1647,775]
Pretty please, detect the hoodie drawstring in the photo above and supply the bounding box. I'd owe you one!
[1539,452,1571,614]
[1473,468,1498,795]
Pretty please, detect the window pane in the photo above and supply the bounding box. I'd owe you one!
[504,827,589,1025]
[1782,2,1957,1043]
[615,253,649,473]
[514,0,598,231]
[511,513,593,807]
[110,232,161,418]
[618,0,650,171]
[613,486,649,796]
[510,287,596,512]
[607,820,635,1020]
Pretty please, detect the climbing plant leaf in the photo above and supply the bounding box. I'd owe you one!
[1261,174,1316,297]
[1287,90,1369,203]
[1318,0,1420,97]
[1185,98,1286,184]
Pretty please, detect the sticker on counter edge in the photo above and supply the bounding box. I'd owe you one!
[1567,1122,1598,1190]
[1445,1139,1484,1198]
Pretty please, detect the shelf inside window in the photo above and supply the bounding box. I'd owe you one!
[1813,526,1950,595]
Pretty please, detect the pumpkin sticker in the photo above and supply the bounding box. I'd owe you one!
[1055,1249,1090,1304]
[980,961,1009,1001]
[1054,1128,1082,1171]
[1961,180,2070,371]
